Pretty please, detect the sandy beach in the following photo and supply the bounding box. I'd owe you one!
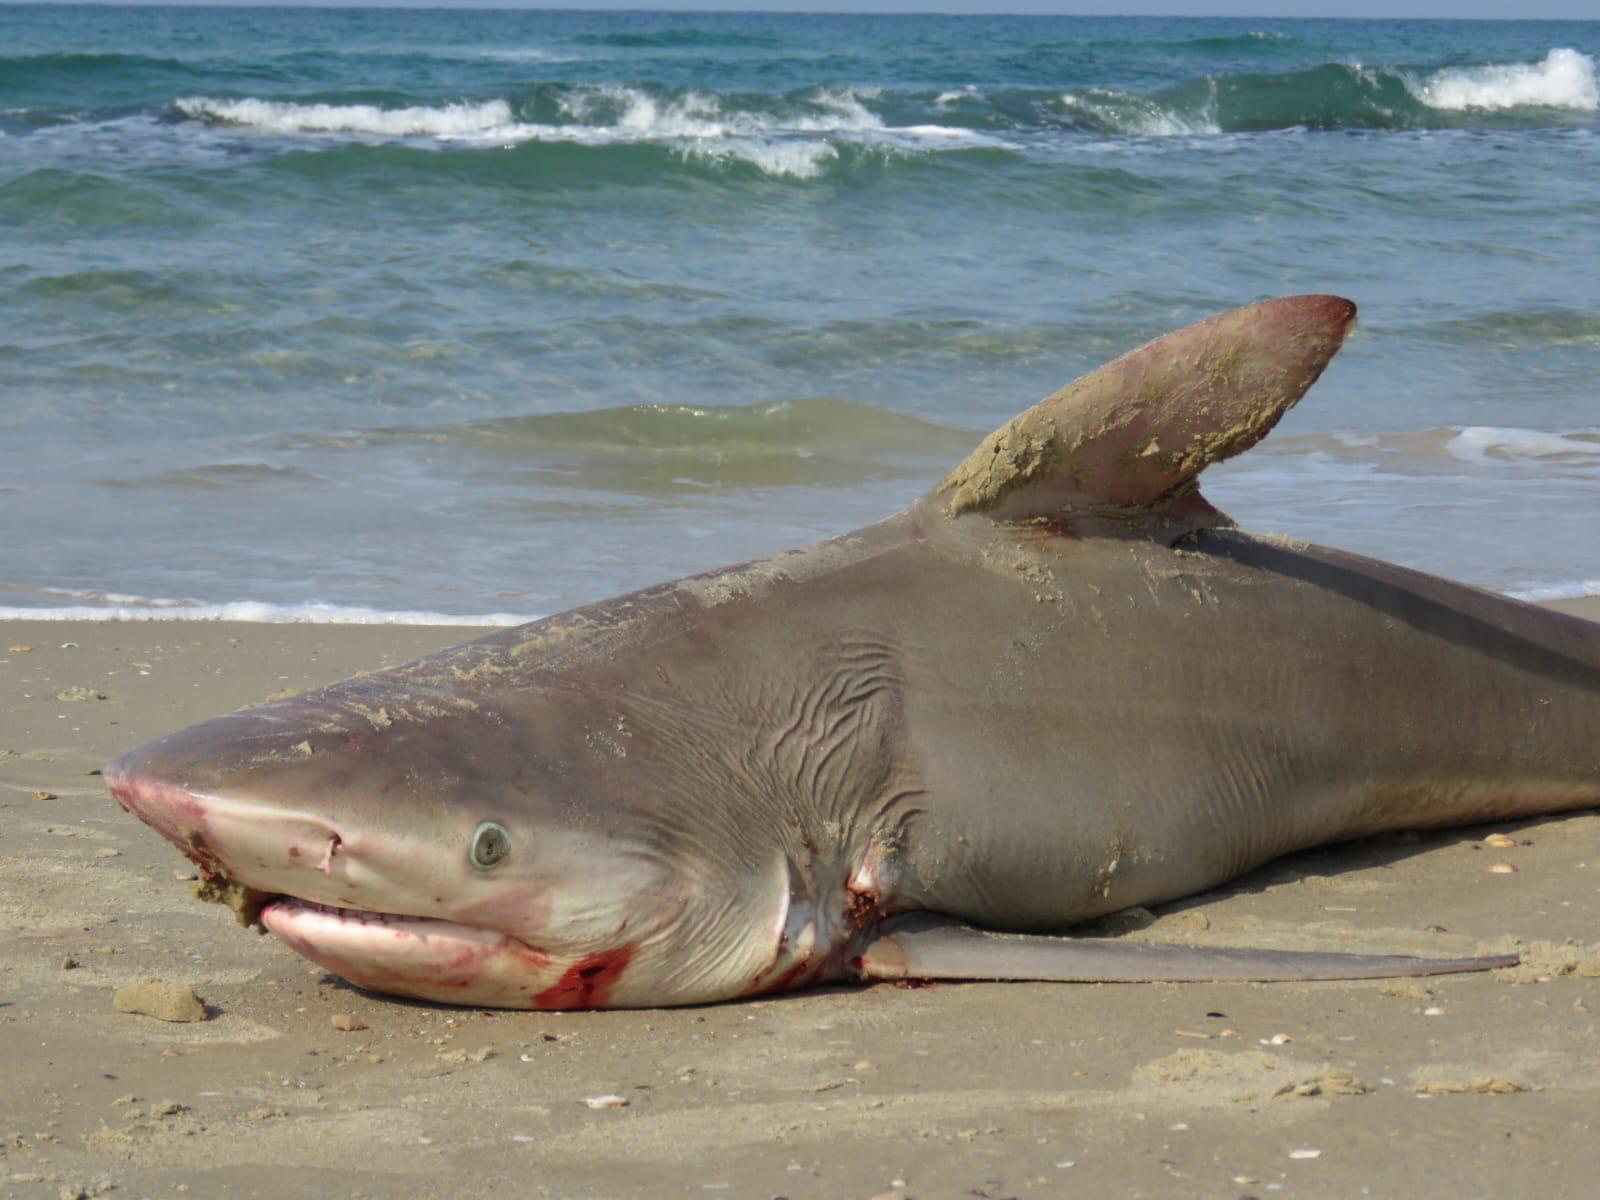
[1,605,1598,1199]
[9,6,1600,1195]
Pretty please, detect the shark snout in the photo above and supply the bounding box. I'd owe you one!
[106,755,218,868]
[106,751,353,894]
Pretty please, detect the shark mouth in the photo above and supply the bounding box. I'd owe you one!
[260,896,554,1001]
[260,897,637,1009]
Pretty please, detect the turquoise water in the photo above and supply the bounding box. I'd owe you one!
[2,7,1597,620]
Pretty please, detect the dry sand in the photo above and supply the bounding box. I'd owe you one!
[3,606,1599,1199]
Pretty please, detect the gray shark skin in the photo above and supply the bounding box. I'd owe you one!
[106,296,1600,1009]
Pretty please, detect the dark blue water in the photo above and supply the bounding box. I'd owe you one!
[3,7,1597,620]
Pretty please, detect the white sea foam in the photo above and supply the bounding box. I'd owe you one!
[173,87,997,178]
[460,47,574,63]
[693,138,838,178]
[1415,48,1598,112]
[935,85,983,107]
[176,96,516,137]
[1445,426,1600,465]
[0,588,534,625]
[1507,580,1600,602]
[1060,89,1221,137]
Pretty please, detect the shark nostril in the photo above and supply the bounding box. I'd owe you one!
[317,833,343,874]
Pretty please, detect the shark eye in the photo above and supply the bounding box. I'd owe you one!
[470,821,511,870]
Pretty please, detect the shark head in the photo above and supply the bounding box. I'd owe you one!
[105,664,714,1008]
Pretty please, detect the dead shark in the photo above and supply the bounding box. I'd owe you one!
[106,295,1600,1008]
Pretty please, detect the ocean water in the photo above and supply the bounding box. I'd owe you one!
[2,7,1597,623]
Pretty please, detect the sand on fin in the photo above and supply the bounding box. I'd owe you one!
[853,914,1518,984]
[934,294,1357,523]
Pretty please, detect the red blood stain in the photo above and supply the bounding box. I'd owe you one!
[844,882,879,931]
[748,959,812,997]
[531,945,635,1010]
[740,932,810,997]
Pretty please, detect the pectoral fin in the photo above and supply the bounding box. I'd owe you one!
[853,914,1517,984]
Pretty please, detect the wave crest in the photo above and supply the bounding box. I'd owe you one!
[1416,47,1597,112]
[176,96,514,137]
[173,85,996,178]
[152,48,1600,180]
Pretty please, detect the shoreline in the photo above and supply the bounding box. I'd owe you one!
[3,609,1599,1196]
[1541,594,1600,622]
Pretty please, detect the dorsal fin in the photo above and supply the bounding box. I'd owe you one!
[934,295,1356,521]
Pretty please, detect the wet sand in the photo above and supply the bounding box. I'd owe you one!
[3,607,1599,1199]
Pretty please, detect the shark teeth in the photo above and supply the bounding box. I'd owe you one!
[270,897,419,926]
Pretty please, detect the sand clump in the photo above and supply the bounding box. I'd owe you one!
[1133,1049,1367,1105]
[1492,940,1600,984]
[1272,1070,1367,1099]
[192,873,271,928]
[112,982,207,1023]
[1413,1077,1532,1096]
[56,686,107,703]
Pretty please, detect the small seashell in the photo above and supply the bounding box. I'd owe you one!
[1289,1147,1322,1160]
[1489,862,1518,874]
[1260,1032,1293,1045]
[1484,833,1517,848]
[586,1094,629,1109]
[1422,1006,1445,1016]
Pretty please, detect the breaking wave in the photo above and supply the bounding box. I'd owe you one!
[1416,47,1598,113]
[172,85,999,178]
[1149,48,1597,134]
[175,96,515,138]
[13,46,1580,179]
